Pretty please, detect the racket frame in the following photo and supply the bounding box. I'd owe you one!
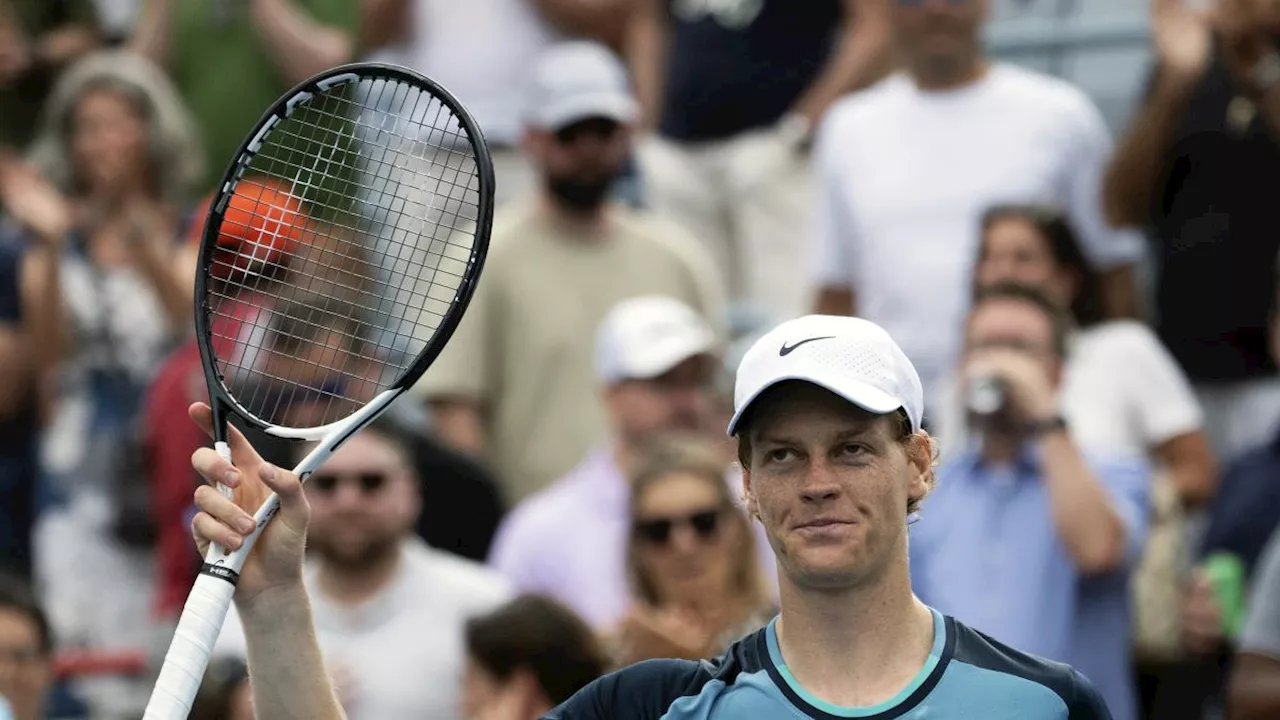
[195,61,494,447]
[144,62,494,720]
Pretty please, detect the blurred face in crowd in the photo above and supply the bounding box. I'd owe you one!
[893,0,989,83]
[304,430,419,570]
[262,315,376,429]
[976,217,1078,309]
[0,607,51,720]
[605,355,716,447]
[741,383,930,592]
[963,297,1062,430]
[632,471,742,608]
[72,86,150,198]
[278,329,354,384]
[525,116,631,214]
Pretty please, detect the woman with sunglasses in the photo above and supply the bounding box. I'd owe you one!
[611,436,774,668]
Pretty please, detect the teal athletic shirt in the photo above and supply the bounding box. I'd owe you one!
[545,608,1111,719]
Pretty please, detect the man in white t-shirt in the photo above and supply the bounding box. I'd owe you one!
[810,0,1144,404]
[415,42,725,505]
[213,415,511,720]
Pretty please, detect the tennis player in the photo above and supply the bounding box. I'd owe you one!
[189,315,1112,719]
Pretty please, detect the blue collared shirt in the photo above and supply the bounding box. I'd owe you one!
[908,443,1150,720]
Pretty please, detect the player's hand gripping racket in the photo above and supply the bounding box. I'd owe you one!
[143,63,493,719]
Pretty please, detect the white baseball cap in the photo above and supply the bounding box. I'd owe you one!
[726,315,924,435]
[526,41,639,131]
[595,296,717,384]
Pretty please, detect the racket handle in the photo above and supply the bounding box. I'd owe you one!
[143,572,237,720]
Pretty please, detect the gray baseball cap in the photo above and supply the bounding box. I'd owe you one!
[525,41,639,131]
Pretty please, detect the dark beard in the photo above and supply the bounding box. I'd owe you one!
[311,531,400,572]
[546,172,615,214]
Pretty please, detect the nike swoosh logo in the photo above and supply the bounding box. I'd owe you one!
[779,336,835,356]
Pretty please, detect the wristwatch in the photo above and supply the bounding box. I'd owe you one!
[1029,415,1068,438]
[1250,50,1280,94]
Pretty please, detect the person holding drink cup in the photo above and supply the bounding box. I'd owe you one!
[909,282,1151,720]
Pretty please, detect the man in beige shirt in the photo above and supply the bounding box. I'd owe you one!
[413,40,724,506]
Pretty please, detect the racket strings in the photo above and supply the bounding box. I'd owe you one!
[208,225,469,317]
[205,73,482,429]
[234,126,480,253]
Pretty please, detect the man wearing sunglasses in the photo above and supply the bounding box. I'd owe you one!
[416,40,724,510]
[188,310,1113,718]
[206,413,512,720]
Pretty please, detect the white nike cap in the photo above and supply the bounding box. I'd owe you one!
[727,315,924,435]
[595,296,717,384]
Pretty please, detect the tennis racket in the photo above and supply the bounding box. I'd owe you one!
[143,63,494,719]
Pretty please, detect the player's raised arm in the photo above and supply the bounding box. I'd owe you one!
[145,61,493,718]
[187,402,346,720]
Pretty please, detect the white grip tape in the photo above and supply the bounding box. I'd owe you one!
[143,572,237,719]
[214,441,234,499]
[208,441,235,558]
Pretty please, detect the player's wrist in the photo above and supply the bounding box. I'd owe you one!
[237,579,309,618]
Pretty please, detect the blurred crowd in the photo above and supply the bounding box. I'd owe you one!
[0,1,1279,719]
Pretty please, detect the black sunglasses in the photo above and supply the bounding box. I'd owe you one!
[554,118,621,144]
[634,507,724,546]
[309,471,387,495]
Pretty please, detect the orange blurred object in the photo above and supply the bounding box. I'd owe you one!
[189,175,309,279]
[221,176,305,251]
